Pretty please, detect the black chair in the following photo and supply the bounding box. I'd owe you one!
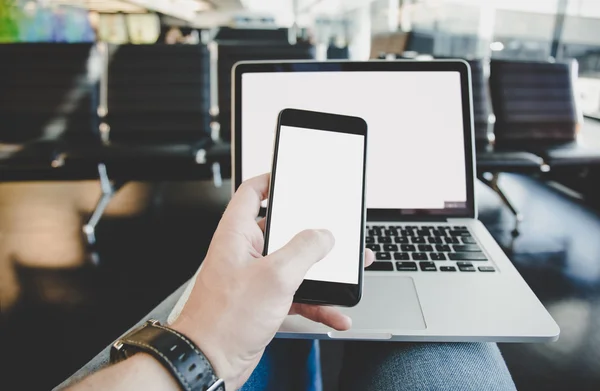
[0,43,100,179]
[70,44,216,244]
[214,43,316,141]
[404,31,435,55]
[327,45,349,60]
[464,59,544,230]
[490,59,600,168]
[213,27,291,43]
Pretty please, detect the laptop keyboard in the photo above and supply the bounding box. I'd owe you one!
[365,225,494,273]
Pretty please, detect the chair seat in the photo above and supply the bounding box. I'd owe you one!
[60,138,216,181]
[476,150,543,172]
[0,140,60,167]
[65,140,211,161]
[541,142,600,167]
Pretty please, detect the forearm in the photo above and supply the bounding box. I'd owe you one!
[68,353,179,391]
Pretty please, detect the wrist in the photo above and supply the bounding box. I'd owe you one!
[124,353,181,390]
[171,315,236,390]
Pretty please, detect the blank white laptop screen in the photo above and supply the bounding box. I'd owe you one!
[241,71,467,210]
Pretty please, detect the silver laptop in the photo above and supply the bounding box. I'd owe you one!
[232,60,559,342]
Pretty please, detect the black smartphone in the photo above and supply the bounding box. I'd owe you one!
[262,108,368,307]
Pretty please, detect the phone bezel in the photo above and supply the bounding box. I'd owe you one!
[262,108,368,307]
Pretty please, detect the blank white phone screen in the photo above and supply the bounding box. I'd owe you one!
[266,125,365,285]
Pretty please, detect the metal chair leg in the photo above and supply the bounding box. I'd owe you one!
[482,173,522,236]
[212,162,222,188]
[83,163,123,245]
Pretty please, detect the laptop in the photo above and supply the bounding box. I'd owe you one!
[230,60,559,342]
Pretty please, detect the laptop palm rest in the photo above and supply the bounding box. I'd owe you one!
[337,276,426,333]
[279,276,426,339]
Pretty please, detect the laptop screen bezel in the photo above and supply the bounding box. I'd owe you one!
[233,60,476,220]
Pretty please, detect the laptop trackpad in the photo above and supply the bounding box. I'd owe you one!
[339,276,426,331]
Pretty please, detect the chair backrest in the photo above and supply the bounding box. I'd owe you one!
[489,59,579,148]
[405,31,435,55]
[213,27,291,44]
[216,43,316,141]
[0,43,99,144]
[106,44,211,144]
[327,45,349,60]
[467,59,492,149]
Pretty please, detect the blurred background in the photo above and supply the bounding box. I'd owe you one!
[1,1,600,390]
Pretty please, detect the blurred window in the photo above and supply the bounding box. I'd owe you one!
[397,0,600,117]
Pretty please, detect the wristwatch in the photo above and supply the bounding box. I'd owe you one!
[110,319,225,391]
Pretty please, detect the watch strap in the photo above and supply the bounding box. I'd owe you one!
[111,320,225,391]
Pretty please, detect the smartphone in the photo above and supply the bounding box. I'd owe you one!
[263,108,368,307]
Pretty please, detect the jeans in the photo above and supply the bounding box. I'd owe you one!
[241,339,516,391]
[54,282,516,391]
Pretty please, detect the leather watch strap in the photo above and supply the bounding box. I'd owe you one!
[110,320,225,391]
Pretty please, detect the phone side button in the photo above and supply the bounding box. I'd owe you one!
[327,332,393,340]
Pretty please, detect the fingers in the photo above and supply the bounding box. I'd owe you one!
[268,229,335,278]
[257,217,266,233]
[291,303,352,331]
[364,248,374,268]
[224,173,270,221]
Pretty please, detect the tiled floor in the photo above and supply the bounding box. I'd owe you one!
[2,174,600,390]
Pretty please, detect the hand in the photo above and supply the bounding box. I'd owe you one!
[172,173,374,390]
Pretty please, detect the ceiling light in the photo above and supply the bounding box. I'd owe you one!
[490,41,505,51]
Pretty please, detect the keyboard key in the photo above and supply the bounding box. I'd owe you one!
[461,236,477,244]
[423,226,434,229]
[432,230,446,237]
[367,229,378,236]
[478,266,496,272]
[435,244,451,252]
[378,237,392,244]
[412,252,428,261]
[400,229,415,236]
[411,237,426,244]
[407,226,418,229]
[385,229,398,236]
[365,236,375,244]
[459,266,476,272]
[394,252,410,260]
[444,237,460,244]
[428,237,443,244]
[416,229,431,236]
[440,266,457,272]
[395,237,409,244]
[456,261,473,267]
[396,261,418,271]
[401,244,416,252]
[454,226,468,230]
[419,262,437,271]
[367,244,381,252]
[437,225,451,230]
[449,252,488,261]
[376,252,392,260]
[373,225,385,230]
[384,244,398,252]
[430,253,447,261]
[450,230,471,237]
[453,245,481,252]
[366,262,394,271]
[418,244,434,252]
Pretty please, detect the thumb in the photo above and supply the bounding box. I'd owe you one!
[268,229,335,279]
